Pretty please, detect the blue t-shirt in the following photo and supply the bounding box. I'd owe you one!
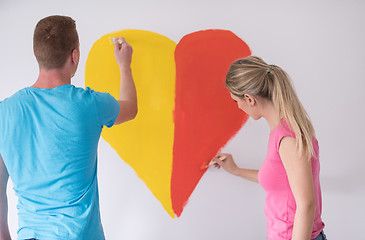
[0,84,120,240]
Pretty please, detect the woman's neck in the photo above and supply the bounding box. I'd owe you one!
[261,99,280,131]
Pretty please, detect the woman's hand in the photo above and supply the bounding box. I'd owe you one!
[212,153,259,183]
[212,153,239,176]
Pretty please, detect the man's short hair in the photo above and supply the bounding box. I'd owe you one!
[33,15,79,70]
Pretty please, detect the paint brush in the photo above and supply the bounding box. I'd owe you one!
[201,155,227,169]
[110,37,124,45]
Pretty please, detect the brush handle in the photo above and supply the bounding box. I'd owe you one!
[111,37,124,45]
[208,155,227,166]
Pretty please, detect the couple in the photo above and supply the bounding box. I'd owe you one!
[0,15,325,240]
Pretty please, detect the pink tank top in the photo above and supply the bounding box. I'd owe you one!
[258,120,325,239]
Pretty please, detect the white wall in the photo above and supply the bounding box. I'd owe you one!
[1,0,364,239]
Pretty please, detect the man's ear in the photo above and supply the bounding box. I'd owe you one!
[71,49,79,64]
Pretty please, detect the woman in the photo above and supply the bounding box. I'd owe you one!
[212,56,326,240]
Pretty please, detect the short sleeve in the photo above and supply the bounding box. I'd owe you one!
[92,90,120,128]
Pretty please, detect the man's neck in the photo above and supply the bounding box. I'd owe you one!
[31,68,72,89]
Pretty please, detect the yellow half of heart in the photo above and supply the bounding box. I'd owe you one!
[85,30,176,217]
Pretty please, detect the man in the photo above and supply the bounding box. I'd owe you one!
[0,15,137,240]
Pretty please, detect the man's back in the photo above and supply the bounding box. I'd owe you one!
[0,84,119,240]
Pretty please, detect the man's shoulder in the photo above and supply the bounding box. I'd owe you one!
[0,88,28,107]
[0,85,114,109]
[70,85,102,96]
[79,86,116,102]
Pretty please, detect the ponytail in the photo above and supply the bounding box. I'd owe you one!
[270,66,315,159]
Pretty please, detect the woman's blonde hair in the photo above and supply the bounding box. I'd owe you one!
[226,56,315,159]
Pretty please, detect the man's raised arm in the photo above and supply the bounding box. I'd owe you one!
[113,37,138,125]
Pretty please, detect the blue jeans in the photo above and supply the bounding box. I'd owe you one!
[312,231,327,240]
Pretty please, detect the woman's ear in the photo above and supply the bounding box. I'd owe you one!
[244,94,256,106]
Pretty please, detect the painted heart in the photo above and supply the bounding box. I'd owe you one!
[85,29,250,218]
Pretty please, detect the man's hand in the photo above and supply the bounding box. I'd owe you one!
[113,37,133,69]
